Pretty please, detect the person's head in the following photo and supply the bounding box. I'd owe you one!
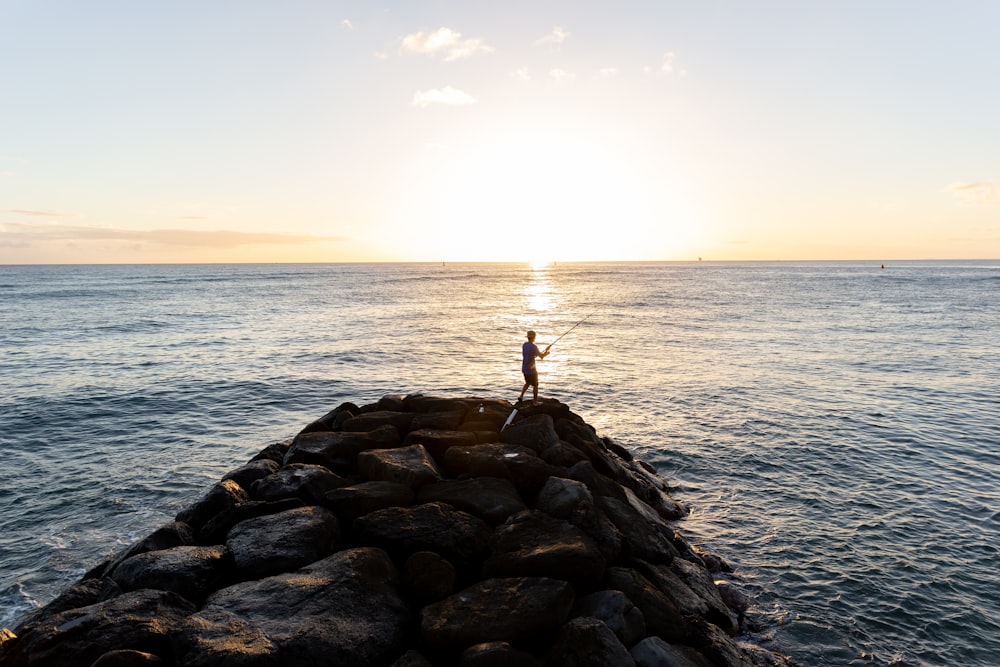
[526,330,536,342]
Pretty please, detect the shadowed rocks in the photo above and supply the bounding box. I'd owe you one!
[1,395,788,667]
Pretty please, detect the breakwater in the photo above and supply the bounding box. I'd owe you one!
[0,395,789,667]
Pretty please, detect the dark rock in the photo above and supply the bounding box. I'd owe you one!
[421,577,575,651]
[403,551,457,602]
[358,444,444,489]
[297,401,359,435]
[617,460,688,520]
[596,495,679,564]
[377,395,407,411]
[630,636,714,667]
[175,479,249,535]
[284,425,401,473]
[402,395,469,414]
[716,581,749,619]
[417,477,526,525]
[109,545,230,605]
[573,590,647,647]
[548,617,635,667]
[605,567,686,643]
[325,481,415,522]
[483,510,606,585]
[668,557,736,633]
[411,411,466,432]
[567,461,628,502]
[443,443,562,497]
[89,649,163,666]
[513,398,572,422]
[402,429,478,462]
[221,459,280,492]
[459,641,543,667]
[555,418,608,464]
[535,477,624,563]
[226,505,339,580]
[198,497,305,545]
[7,589,196,667]
[499,413,560,454]
[540,441,590,468]
[14,579,104,632]
[683,616,751,667]
[392,649,435,667]
[247,439,292,465]
[355,501,491,564]
[342,410,415,434]
[251,463,349,504]
[692,546,733,574]
[175,548,409,667]
[604,437,634,461]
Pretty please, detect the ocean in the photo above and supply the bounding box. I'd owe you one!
[1,261,997,666]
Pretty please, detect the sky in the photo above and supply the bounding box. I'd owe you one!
[2,0,999,263]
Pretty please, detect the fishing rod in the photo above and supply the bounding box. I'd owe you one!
[545,307,600,351]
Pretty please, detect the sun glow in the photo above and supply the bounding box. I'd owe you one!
[399,126,701,262]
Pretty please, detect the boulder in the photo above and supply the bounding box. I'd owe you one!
[573,590,647,647]
[324,481,414,522]
[221,459,280,493]
[683,617,750,667]
[342,411,415,434]
[482,510,606,585]
[284,425,401,473]
[421,577,575,651]
[668,558,736,633]
[198,498,305,545]
[354,502,491,564]
[402,429,478,462]
[6,589,196,667]
[499,413,560,454]
[392,649,434,667]
[175,480,249,535]
[247,439,292,465]
[547,617,635,667]
[459,641,543,667]
[296,401,359,435]
[110,545,230,604]
[605,567,686,643]
[175,548,409,666]
[358,444,444,489]
[630,636,714,667]
[443,443,562,496]
[410,411,466,432]
[226,505,339,580]
[250,463,348,504]
[535,477,623,562]
[403,551,457,602]
[540,441,590,468]
[597,496,678,564]
[417,477,526,525]
[90,649,164,666]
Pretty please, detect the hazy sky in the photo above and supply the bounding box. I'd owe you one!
[2,1,999,263]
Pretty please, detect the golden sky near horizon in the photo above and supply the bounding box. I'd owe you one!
[2,2,999,263]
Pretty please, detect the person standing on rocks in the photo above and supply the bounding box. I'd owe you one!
[518,330,550,404]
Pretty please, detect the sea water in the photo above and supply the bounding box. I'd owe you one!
[1,261,997,666]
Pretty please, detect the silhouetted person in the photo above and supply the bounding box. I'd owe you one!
[518,330,550,404]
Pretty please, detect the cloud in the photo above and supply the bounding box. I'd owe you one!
[0,223,347,249]
[7,208,75,217]
[645,52,687,76]
[511,68,531,81]
[535,26,569,46]
[597,67,619,77]
[945,181,999,205]
[400,27,493,61]
[549,68,575,82]
[341,19,355,31]
[412,86,476,107]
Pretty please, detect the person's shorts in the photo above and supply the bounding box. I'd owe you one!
[523,371,539,387]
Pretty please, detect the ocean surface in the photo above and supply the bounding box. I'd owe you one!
[1,261,997,666]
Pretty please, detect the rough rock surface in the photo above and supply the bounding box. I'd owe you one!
[1,395,790,667]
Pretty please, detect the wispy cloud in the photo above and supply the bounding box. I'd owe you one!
[0,223,347,248]
[549,68,576,82]
[597,67,619,78]
[7,208,75,217]
[400,27,493,61]
[945,181,999,205]
[411,86,476,107]
[535,26,569,47]
[511,68,531,81]
[645,51,687,76]
[341,19,355,31]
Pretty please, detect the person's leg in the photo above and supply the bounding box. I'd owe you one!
[518,381,528,402]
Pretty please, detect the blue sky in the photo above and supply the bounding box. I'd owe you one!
[2,1,998,262]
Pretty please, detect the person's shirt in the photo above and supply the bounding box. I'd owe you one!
[522,341,541,373]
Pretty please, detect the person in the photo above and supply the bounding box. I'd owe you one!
[518,330,550,404]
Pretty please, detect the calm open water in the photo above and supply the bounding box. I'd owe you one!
[1,261,997,666]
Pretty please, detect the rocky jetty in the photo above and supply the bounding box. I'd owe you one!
[0,396,789,667]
